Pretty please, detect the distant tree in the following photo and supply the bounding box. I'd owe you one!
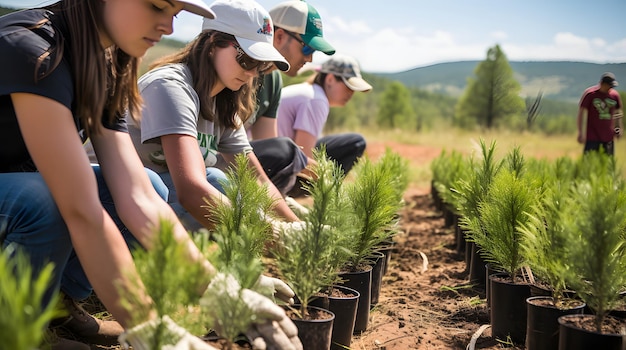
[454,44,525,129]
[377,81,415,129]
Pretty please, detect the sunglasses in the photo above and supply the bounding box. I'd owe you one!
[230,42,274,73]
[283,30,316,56]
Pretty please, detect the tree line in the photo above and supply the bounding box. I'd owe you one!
[283,44,625,136]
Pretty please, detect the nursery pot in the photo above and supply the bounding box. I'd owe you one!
[309,285,360,350]
[455,224,466,256]
[525,296,585,350]
[464,240,473,274]
[468,243,486,288]
[369,251,386,306]
[376,239,395,276]
[558,314,625,350]
[489,273,531,344]
[287,305,335,350]
[338,264,373,334]
[485,263,504,311]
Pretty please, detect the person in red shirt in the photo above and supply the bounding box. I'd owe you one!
[577,72,623,155]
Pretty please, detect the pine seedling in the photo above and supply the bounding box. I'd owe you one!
[344,153,404,270]
[199,153,276,344]
[437,150,470,215]
[273,147,356,317]
[519,184,574,307]
[0,246,65,350]
[204,153,273,290]
[466,168,537,279]
[120,218,207,346]
[453,140,502,244]
[564,173,626,332]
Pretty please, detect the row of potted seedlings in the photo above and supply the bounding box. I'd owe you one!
[128,148,408,350]
[431,140,626,350]
[0,148,408,350]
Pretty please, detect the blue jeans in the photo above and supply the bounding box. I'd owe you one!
[158,167,228,233]
[0,166,169,305]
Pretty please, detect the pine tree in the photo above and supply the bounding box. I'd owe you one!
[454,44,525,129]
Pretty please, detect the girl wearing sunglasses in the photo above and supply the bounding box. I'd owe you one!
[128,0,302,235]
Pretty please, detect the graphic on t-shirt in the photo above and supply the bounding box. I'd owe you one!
[198,132,218,166]
[593,98,618,120]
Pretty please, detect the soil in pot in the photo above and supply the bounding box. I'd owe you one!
[558,314,625,350]
[525,296,585,350]
[285,305,335,350]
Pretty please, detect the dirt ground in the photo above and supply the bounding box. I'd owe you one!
[346,141,522,350]
[78,141,523,350]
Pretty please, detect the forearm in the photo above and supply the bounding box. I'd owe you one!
[66,210,152,328]
[119,189,217,294]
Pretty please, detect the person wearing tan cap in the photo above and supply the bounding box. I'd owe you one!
[276,54,372,195]
[577,72,623,156]
[241,0,336,200]
[0,0,300,349]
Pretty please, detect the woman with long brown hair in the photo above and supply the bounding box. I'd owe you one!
[0,1,300,349]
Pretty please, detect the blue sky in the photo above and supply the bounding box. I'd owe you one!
[2,0,625,73]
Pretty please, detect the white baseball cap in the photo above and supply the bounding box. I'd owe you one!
[176,0,215,18]
[319,54,372,92]
[201,0,290,72]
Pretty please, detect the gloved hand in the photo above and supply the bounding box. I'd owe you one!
[255,275,295,305]
[201,273,302,350]
[269,220,307,239]
[284,196,310,217]
[118,315,218,350]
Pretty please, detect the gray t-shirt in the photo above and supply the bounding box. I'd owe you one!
[131,63,252,173]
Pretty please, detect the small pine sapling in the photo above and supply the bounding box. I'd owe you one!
[0,246,65,350]
[563,171,626,332]
[273,147,356,318]
[343,153,404,271]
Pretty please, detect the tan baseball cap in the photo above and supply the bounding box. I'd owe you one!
[319,54,372,92]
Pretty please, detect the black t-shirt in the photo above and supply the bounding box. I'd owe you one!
[0,8,125,172]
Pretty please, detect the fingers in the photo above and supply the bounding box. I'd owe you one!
[250,320,302,350]
[242,289,286,320]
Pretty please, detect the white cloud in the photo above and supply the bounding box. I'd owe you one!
[490,31,508,41]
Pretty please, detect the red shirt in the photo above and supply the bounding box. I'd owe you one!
[579,85,622,142]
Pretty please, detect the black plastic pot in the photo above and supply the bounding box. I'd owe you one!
[558,314,625,350]
[338,265,372,334]
[376,240,395,276]
[310,285,360,350]
[525,296,585,350]
[485,263,503,312]
[468,243,486,288]
[289,305,335,350]
[369,251,385,306]
[489,273,531,344]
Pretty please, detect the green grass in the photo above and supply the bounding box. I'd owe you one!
[355,127,626,190]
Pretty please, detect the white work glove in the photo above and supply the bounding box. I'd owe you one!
[118,315,217,350]
[255,275,295,305]
[284,196,310,217]
[202,273,302,350]
[269,220,307,240]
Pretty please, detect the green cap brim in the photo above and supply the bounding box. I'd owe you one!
[302,34,335,55]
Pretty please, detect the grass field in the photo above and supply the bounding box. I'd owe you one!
[357,127,626,190]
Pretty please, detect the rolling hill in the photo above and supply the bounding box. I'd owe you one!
[375,61,626,103]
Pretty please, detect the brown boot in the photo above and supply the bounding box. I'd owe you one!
[50,293,124,346]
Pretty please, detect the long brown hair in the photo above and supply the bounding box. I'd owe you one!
[42,0,141,136]
[148,30,256,129]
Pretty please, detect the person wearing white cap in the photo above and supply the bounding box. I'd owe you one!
[239,0,336,204]
[128,0,304,235]
[276,54,372,195]
[577,72,623,156]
